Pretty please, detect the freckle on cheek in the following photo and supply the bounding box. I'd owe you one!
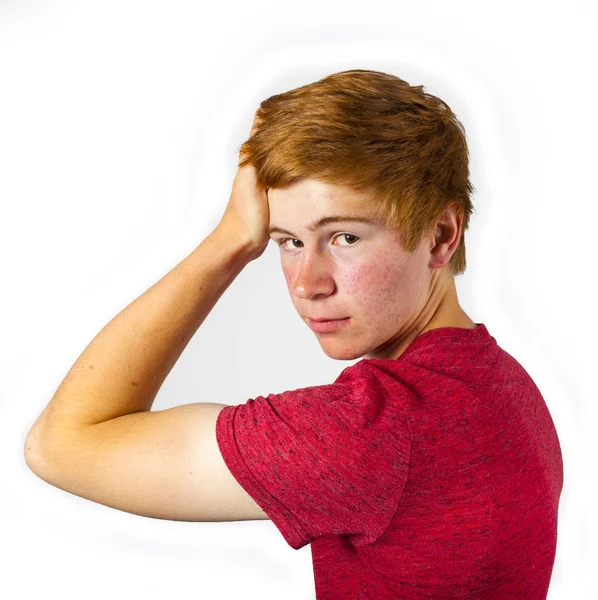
[339,275,359,293]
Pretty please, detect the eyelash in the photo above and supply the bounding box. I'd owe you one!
[277,233,360,251]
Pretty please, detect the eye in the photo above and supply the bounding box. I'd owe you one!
[334,233,360,246]
[278,233,360,251]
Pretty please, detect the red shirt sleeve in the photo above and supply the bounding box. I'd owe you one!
[215,361,412,550]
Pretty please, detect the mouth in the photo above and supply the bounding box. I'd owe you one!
[308,318,347,322]
[306,317,350,333]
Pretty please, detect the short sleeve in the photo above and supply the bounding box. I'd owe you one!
[215,361,412,550]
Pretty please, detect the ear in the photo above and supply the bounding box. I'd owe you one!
[429,205,463,269]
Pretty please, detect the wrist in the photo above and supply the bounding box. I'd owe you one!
[208,225,263,262]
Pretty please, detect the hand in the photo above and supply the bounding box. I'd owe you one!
[214,112,270,261]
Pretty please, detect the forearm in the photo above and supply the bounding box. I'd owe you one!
[30,226,255,439]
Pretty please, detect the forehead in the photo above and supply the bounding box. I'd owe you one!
[268,179,381,232]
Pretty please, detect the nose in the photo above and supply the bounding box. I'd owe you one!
[291,249,335,300]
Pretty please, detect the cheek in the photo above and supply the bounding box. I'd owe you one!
[341,261,403,304]
[282,266,293,288]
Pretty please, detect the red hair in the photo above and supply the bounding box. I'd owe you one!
[239,69,476,277]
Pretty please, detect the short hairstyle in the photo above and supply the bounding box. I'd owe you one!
[239,69,476,277]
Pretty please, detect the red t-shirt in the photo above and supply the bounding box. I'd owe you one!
[215,323,564,599]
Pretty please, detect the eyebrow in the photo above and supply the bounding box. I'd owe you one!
[268,215,379,237]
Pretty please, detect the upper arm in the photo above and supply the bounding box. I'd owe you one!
[24,403,270,522]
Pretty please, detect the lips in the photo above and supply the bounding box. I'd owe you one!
[307,317,347,322]
[307,317,350,333]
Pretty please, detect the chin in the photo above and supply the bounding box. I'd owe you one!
[319,344,367,362]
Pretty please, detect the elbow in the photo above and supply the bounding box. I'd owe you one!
[24,423,47,474]
[24,431,39,473]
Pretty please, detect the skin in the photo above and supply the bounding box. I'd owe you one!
[266,178,477,361]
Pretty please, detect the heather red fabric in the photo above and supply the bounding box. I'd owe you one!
[215,323,564,599]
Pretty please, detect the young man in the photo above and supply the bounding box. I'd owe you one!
[24,70,564,599]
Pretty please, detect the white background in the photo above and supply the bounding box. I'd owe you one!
[2,1,595,598]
